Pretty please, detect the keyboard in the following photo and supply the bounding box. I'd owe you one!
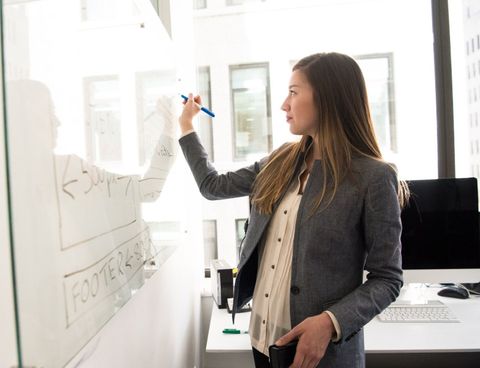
[377,300,460,323]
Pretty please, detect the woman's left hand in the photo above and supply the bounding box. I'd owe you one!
[274,312,335,368]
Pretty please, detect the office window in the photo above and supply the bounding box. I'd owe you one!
[230,63,272,161]
[193,0,439,270]
[203,220,218,274]
[235,218,247,263]
[84,76,122,165]
[197,66,214,160]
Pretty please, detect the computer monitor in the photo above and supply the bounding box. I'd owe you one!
[401,177,480,283]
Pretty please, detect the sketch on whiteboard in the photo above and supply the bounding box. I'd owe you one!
[6,79,178,366]
[63,228,152,327]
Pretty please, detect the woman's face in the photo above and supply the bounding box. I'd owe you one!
[281,70,318,137]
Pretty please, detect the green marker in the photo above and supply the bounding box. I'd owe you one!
[223,328,248,334]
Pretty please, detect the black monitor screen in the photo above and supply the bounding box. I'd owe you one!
[401,178,480,269]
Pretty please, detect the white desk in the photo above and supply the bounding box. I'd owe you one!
[205,305,255,368]
[205,284,480,368]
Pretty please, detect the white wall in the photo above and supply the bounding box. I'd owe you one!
[0,45,19,368]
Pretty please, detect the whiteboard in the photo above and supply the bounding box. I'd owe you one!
[2,1,191,367]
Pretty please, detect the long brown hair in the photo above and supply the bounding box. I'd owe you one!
[251,52,409,214]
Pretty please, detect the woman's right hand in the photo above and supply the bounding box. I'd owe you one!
[178,93,202,134]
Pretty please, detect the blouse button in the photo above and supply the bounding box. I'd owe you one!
[277,238,281,242]
[265,293,269,298]
[284,210,287,214]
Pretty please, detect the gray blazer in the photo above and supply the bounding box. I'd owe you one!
[179,132,403,368]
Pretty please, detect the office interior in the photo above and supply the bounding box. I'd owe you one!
[1,0,480,367]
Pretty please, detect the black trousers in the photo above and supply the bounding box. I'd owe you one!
[252,347,270,368]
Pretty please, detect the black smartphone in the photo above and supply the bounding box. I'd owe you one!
[269,340,298,368]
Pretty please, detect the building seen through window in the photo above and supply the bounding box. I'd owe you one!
[451,0,480,199]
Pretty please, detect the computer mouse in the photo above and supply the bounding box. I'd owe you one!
[437,286,469,299]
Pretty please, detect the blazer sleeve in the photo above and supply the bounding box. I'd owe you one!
[327,163,403,344]
[179,131,269,200]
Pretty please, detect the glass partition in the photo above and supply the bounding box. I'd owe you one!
[2,1,186,366]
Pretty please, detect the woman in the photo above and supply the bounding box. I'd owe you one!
[178,52,408,368]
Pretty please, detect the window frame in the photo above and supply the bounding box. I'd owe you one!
[433,0,455,178]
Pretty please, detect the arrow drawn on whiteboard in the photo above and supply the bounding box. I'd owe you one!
[63,179,78,199]
[62,155,77,199]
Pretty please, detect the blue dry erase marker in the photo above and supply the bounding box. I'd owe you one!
[181,94,215,118]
